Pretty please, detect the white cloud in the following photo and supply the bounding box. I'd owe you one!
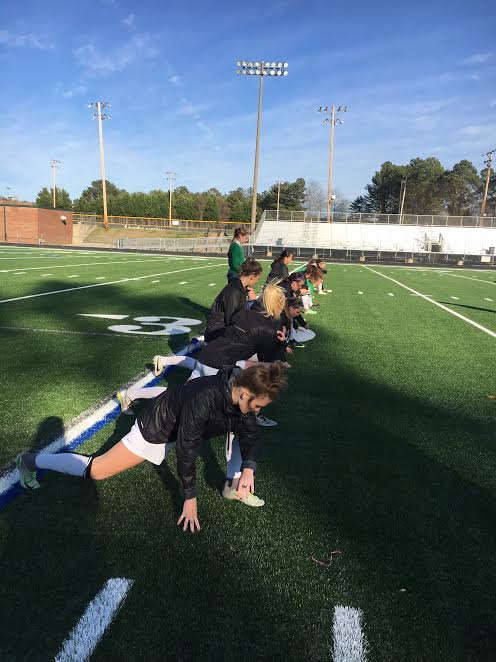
[168,75,181,85]
[122,13,135,28]
[463,52,492,65]
[73,35,158,74]
[0,29,53,50]
[61,84,88,98]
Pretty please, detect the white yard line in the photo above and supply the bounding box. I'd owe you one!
[445,273,496,285]
[363,266,496,339]
[54,578,133,662]
[332,606,368,662]
[0,264,223,304]
[0,325,168,340]
[0,257,171,273]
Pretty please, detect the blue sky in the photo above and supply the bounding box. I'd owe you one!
[1,0,495,204]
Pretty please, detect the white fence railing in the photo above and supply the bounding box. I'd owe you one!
[116,236,232,253]
[264,210,496,228]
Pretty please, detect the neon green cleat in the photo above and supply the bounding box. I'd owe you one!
[116,390,133,415]
[222,485,265,507]
[16,453,40,490]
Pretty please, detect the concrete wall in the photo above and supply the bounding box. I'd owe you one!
[255,221,496,255]
[1,205,73,245]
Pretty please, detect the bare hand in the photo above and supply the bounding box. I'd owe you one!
[285,346,293,354]
[282,361,292,368]
[177,498,201,533]
[247,287,257,301]
[237,469,254,501]
[276,326,287,342]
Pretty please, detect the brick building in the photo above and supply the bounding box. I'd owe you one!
[0,204,73,245]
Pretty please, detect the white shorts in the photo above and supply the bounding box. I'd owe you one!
[121,420,173,465]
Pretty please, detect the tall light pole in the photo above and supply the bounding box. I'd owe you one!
[399,177,408,223]
[480,149,495,218]
[89,101,111,230]
[50,160,61,208]
[318,105,348,223]
[236,60,288,231]
[166,171,177,226]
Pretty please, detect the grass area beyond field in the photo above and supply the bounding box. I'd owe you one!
[0,246,495,661]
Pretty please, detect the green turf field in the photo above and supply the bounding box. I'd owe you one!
[0,246,495,661]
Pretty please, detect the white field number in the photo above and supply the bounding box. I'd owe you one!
[79,314,202,336]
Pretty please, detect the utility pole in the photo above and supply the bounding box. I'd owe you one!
[50,160,61,208]
[318,105,348,223]
[480,149,495,218]
[276,180,281,220]
[236,60,289,231]
[88,101,111,230]
[399,178,408,223]
[166,171,177,226]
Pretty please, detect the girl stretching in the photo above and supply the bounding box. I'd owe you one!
[204,258,262,343]
[17,364,287,533]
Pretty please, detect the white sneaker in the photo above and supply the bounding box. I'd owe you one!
[116,390,134,415]
[256,413,278,427]
[153,355,165,376]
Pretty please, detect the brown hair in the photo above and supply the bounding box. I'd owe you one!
[238,258,262,277]
[234,226,249,239]
[305,264,324,283]
[234,362,287,401]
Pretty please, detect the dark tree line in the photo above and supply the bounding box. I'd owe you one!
[36,178,307,221]
[350,157,494,216]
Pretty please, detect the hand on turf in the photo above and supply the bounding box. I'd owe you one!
[237,469,254,500]
[247,287,257,301]
[178,498,201,533]
[285,346,293,354]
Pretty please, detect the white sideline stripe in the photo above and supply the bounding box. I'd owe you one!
[54,578,133,662]
[445,273,496,285]
[0,264,222,304]
[364,266,496,339]
[0,326,165,340]
[0,340,195,496]
[332,605,367,662]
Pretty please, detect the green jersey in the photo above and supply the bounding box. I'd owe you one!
[228,241,245,274]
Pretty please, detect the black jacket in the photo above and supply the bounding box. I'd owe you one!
[197,306,285,369]
[137,367,258,499]
[265,259,289,284]
[204,278,248,343]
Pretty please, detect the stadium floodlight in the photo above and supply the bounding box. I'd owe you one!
[166,171,177,226]
[50,159,61,209]
[318,104,349,223]
[235,59,289,231]
[88,101,111,230]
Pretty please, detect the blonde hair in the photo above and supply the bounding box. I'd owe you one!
[262,282,286,319]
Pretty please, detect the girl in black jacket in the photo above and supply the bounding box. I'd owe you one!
[265,249,294,284]
[204,258,262,342]
[16,364,287,533]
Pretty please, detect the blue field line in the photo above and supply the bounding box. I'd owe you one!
[0,339,201,511]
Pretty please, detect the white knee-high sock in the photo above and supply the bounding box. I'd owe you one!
[160,355,196,370]
[127,386,167,402]
[35,453,92,477]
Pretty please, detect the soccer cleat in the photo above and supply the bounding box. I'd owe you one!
[294,342,306,348]
[116,390,134,415]
[256,413,278,427]
[222,484,265,507]
[153,355,166,377]
[16,453,40,490]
